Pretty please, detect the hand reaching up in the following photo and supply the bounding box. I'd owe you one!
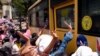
[50,30,58,38]
[38,25,46,36]
[64,20,72,31]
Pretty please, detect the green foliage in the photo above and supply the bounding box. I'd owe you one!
[12,0,36,16]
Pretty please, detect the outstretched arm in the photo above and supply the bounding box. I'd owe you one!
[50,21,73,56]
[64,20,72,31]
[17,23,31,41]
[17,31,29,41]
[38,28,44,36]
[17,28,31,46]
[37,24,47,36]
[50,30,59,38]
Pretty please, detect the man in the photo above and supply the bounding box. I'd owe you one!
[17,26,48,56]
[49,21,73,56]
[18,20,73,56]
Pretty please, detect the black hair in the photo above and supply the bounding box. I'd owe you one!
[31,33,38,38]
[3,37,10,43]
[0,30,4,34]
[9,29,20,40]
[30,33,38,46]
[9,29,15,34]
[3,16,8,18]
[9,29,21,43]
[0,47,12,56]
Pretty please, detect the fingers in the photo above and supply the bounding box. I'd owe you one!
[64,20,69,26]
[50,30,58,38]
[38,28,44,36]
[17,31,29,41]
[38,25,47,36]
[64,20,72,30]
[68,22,72,30]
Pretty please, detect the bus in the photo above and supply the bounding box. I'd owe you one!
[28,0,100,55]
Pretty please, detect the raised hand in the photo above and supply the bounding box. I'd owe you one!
[64,20,72,31]
[38,26,46,36]
[50,30,58,38]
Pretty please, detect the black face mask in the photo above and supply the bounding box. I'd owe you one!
[0,30,4,34]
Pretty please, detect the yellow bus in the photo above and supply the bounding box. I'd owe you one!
[28,0,100,55]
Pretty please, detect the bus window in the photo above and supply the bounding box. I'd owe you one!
[56,5,74,29]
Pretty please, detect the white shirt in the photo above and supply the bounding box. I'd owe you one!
[72,46,98,56]
[12,44,19,54]
[36,34,53,52]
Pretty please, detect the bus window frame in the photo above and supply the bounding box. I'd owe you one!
[54,2,75,32]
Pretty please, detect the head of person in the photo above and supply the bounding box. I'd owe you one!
[77,34,88,47]
[3,16,8,19]
[9,29,20,43]
[30,33,38,46]
[0,29,4,35]
[3,37,10,43]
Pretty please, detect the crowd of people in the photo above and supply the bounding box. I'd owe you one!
[0,16,98,56]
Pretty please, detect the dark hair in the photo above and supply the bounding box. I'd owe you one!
[0,47,12,56]
[3,16,8,18]
[31,33,38,38]
[3,37,10,43]
[9,29,15,34]
[77,34,88,47]
[9,29,20,40]
[30,33,38,46]
[0,30,4,34]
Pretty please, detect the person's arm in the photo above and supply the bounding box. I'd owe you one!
[17,31,29,41]
[17,30,30,46]
[50,30,59,38]
[63,20,73,41]
[37,24,47,36]
[0,26,3,28]
[17,30,31,55]
[64,20,72,32]
[38,28,44,36]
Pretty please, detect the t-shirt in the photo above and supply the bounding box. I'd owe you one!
[36,34,53,52]
[23,29,31,38]
[72,46,98,56]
